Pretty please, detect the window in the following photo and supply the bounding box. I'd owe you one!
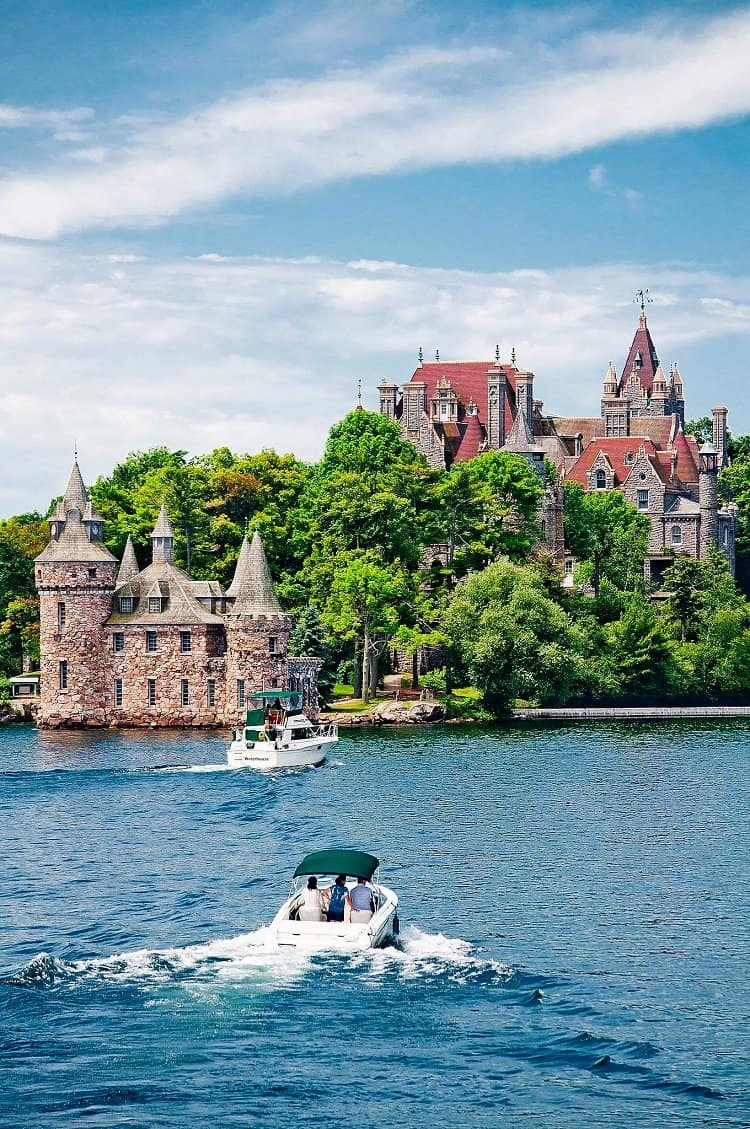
[440,402,449,419]
[268,636,277,654]
[180,631,192,653]
[112,632,124,652]
[148,597,162,614]
[637,489,649,511]
[57,602,66,631]
[564,560,574,575]
[147,679,156,707]
[146,631,157,652]
[237,679,245,709]
[624,452,634,465]
[181,680,189,706]
[723,527,729,546]
[207,679,216,707]
[671,526,682,545]
[595,469,606,490]
[119,596,134,613]
[59,660,68,690]
[114,679,123,707]
[88,568,97,579]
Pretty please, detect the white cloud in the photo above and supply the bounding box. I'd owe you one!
[0,103,92,131]
[1,244,749,514]
[587,163,641,210]
[2,8,750,237]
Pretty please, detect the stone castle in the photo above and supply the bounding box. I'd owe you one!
[35,463,320,728]
[379,310,737,584]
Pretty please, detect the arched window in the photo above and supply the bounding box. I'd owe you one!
[671,526,682,545]
[595,469,606,489]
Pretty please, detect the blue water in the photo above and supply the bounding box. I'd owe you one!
[0,722,748,1128]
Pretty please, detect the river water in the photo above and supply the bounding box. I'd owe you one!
[0,721,747,1127]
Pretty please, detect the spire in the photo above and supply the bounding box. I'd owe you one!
[504,401,536,451]
[62,460,88,515]
[151,504,175,564]
[117,536,140,585]
[226,530,285,617]
[602,361,617,397]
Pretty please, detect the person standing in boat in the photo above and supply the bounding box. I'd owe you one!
[347,877,375,923]
[326,874,348,923]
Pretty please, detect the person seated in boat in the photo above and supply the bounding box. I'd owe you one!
[297,876,325,922]
[325,874,348,923]
[347,877,375,923]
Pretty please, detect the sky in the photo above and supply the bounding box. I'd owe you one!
[1,0,749,515]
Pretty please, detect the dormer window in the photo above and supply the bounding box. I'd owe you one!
[119,596,134,613]
[148,596,163,614]
[595,469,607,490]
[624,452,634,465]
[634,351,642,369]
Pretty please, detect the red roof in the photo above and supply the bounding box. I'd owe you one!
[454,413,485,462]
[567,438,664,487]
[404,361,518,435]
[672,427,700,484]
[618,321,660,395]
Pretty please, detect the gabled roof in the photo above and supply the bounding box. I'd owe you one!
[107,559,224,625]
[503,405,537,452]
[226,531,287,618]
[566,437,664,488]
[618,317,660,396]
[403,360,519,436]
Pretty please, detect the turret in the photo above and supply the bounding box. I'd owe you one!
[515,369,534,435]
[224,532,293,720]
[116,536,140,585]
[35,460,118,727]
[699,441,719,559]
[151,505,175,564]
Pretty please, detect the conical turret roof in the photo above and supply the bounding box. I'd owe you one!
[226,531,285,617]
[504,403,537,452]
[62,460,88,514]
[151,504,175,538]
[117,536,140,585]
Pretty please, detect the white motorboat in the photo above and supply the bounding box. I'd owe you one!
[227,691,338,771]
[270,849,399,951]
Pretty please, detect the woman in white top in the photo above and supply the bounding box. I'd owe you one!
[298,876,325,921]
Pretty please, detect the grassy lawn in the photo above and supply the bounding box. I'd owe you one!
[327,698,374,714]
[333,683,354,699]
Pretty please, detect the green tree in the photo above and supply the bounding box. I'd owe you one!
[322,552,413,703]
[445,559,586,713]
[563,482,650,595]
[0,514,47,675]
[289,606,336,708]
[607,600,676,700]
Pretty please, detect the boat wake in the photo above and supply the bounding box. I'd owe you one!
[4,926,512,994]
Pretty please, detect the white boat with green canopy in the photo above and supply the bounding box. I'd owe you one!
[270,849,400,951]
[227,691,338,771]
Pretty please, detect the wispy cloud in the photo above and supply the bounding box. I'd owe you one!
[588,163,642,210]
[0,103,92,134]
[2,8,750,238]
[1,243,748,513]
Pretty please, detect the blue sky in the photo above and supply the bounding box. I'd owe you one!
[1,1,749,513]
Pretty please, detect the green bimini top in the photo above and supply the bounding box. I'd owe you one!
[292,849,380,881]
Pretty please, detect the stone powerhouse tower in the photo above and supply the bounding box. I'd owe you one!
[35,462,118,726]
[35,461,320,728]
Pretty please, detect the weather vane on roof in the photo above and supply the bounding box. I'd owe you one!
[435,349,440,362]
[357,378,362,407]
[418,346,424,364]
[634,288,653,314]
[495,344,500,363]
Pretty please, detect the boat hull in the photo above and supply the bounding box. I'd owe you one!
[227,734,337,771]
[270,884,399,951]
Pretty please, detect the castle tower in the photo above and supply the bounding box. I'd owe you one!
[515,370,535,434]
[698,442,719,559]
[671,364,685,426]
[651,362,669,411]
[35,460,118,727]
[224,531,292,721]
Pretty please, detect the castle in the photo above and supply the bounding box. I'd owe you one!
[35,463,320,728]
[379,310,737,583]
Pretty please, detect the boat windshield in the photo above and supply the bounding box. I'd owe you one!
[247,691,304,715]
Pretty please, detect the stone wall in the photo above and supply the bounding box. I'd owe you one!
[107,623,227,727]
[37,561,117,727]
[224,615,291,726]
